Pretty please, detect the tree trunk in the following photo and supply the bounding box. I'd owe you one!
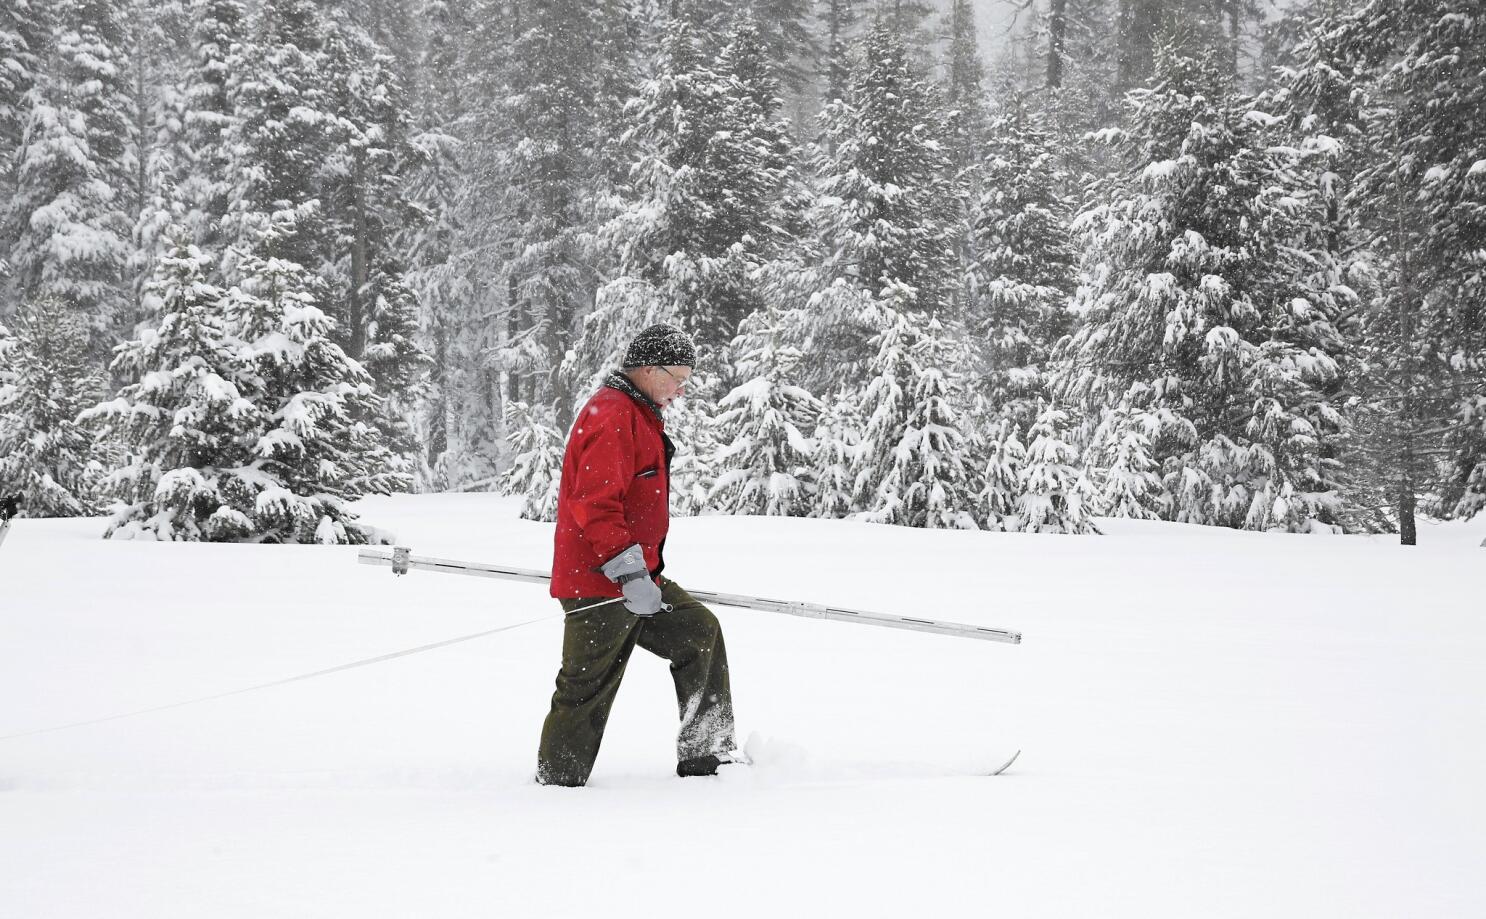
[1047,0,1068,90]
[131,28,151,336]
[1392,119,1419,547]
[1398,466,1417,545]
[826,0,849,107]
[507,274,521,404]
[349,152,369,360]
[1117,0,1160,92]
[1227,0,1241,78]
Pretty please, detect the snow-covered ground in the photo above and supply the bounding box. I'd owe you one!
[2,495,1483,918]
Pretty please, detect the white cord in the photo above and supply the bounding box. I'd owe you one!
[0,612,561,743]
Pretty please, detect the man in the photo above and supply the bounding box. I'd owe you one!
[537,324,740,787]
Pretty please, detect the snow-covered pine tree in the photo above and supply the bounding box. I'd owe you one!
[178,0,245,253]
[721,11,787,126]
[399,0,458,488]
[991,0,1119,193]
[79,232,257,539]
[940,0,991,338]
[412,0,470,126]
[221,0,332,277]
[212,210,403,543]
[803,24,979,529]
[1084,403,1162,520]
[967,98,1083,530]
[992,0,1121,190]
[879,0,936,71]
[662,369,721,518]
[748,0,821,108]
[339,0,419,78]
[0,1,49,290]
[716,10,804,344]
[216,4,425,498]
[942,0,990,176]
[707,306,821,517]
[560,278,672,416]
[807,21,959,382]
[126,1,198,325]
[490,0,613,414]
[1059,48,1348,532]
[978,411,1028,529]
[669,0,819,116]
[1115,0,1236,92]
[969,101,1077,434]
[816,0,860,110]
[405,0,506,491]
[1329,0,1486,536]
[0,1,46,154]
[1262,5,1375,530]
[663,0,731,37]
[1016,404,1096,533]
[600,13,795,354]
[807,388,860,520]
[499,400,562,523]
[672,0,820,133]
[0,298,105,516]
[989,3,1046,100]
[848,288,980,529]
[318,17,430,473]
[1048,0,1121,180]
[900,312,981,529]
[846,305,911,522]
[7,0,134,359]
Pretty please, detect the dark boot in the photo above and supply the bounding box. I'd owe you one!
[676,751,747,777]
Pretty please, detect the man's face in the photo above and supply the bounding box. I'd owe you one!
[634,365,691,409]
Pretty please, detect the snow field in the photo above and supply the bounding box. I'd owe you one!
[1,494,1483,918]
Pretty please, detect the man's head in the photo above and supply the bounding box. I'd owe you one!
[622,324,695,409]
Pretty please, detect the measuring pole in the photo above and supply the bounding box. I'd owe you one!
[358,547,1021,645]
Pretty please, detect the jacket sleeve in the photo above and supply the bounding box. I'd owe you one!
[567,406,637,565]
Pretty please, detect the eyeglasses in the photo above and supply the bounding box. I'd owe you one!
[654,365,690,387]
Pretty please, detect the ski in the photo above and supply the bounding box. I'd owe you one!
[989,749,1021,776]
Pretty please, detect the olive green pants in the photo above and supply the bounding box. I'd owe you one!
[536,578,735,786]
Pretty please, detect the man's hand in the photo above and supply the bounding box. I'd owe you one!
[600,544,663,616]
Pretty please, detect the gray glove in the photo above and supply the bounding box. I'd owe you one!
[600,544,664,616]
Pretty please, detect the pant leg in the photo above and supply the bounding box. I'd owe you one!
[634,578,736,761]
[536,597,639,786]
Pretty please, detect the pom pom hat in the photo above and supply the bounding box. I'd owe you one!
[621,323,696,369]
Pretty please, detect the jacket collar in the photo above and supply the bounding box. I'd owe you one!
[603,370,663,422]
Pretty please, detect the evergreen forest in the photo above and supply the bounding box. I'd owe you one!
[1,0,1482,544]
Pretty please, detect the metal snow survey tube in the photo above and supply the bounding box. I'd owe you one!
[358,547,1022,644]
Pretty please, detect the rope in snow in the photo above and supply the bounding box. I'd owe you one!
[0,613,562,743]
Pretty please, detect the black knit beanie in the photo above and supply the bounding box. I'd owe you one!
[621,323,696,369]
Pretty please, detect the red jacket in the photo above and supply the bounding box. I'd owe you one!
[550,383,673,598]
